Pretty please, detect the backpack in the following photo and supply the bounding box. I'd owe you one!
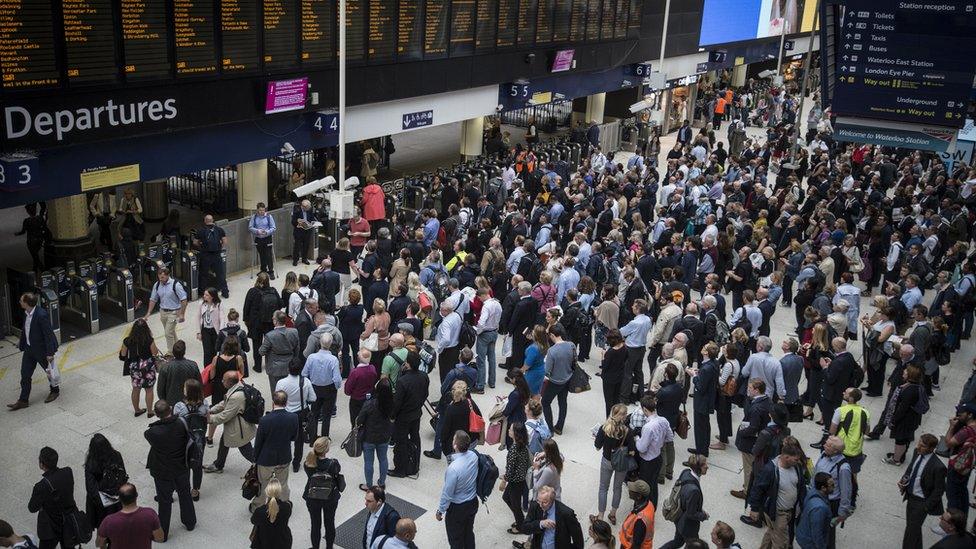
[181,412,208,469]
[848,362,865,390]
[949,428,976,476]
[306,458,341,500]
[731,308,752,335]
[431,268,451,302]
[527,419,551,453]
[98,461,128,496]
[662,478,696,522]
[912,386,930,415]
[517,253,543,284]
[235,383,266,424]
[259,289,281,323]
[474,450,500,503]
[809,266,827,293]
[711,313,731,346]
[459,321,477,348]
[436,226,448,249]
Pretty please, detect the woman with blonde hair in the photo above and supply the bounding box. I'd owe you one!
[250,478,293,548]
[303,437,342,549]
[801,322,832,421]
[360,297,391,367]
[592,403,634,525]
[531,270,557,319]
[279,271,299,311]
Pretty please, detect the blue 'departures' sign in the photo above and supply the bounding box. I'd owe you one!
[402,110,433,130]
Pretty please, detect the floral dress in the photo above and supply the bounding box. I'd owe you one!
[123,336,156,389]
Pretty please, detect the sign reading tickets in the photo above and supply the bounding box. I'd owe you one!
[402,110,433,130]
[80,164,141,191]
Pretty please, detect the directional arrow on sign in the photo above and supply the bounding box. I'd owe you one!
[845,44,851,49]
[843,55,849,61]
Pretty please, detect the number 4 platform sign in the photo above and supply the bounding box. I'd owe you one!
[312,111,340,136]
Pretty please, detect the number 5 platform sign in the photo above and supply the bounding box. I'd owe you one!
[0,153,39,192]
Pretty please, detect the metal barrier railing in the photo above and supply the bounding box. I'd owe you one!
[167,169,239,214]
[501,101,574,133]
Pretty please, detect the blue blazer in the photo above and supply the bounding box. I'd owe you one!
[254,409,299,467]
[19,307,58,358]
[363,504,401,548]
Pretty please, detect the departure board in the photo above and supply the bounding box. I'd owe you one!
[62,0,118,85]
[568,0,587,42]
[0,0,59,89]
[221,0,259,72]
[535,0,552,44]
[474,0,496,52]
[368,0,395,61]
[396,0,422,60]
[450,0,475,55]
[496,0,517,47]
[263,0,298,69]
[174,0,218,75]
[613,0,626,39]
[345,0,365,61]
[551,0,570,42]
[626,0,639,37]
[599,0,614,41]
[585,0,601,41]
[424,0,448,58]
[301,0,333,65]
[517,0,536,46]
[122,0,171,80]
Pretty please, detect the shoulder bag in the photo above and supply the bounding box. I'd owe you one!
[610,428,637,472]
[676,403,690,440]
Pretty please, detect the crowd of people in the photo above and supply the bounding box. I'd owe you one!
[6,76,976,549]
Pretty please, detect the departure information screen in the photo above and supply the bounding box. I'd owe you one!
[0,0,644,90]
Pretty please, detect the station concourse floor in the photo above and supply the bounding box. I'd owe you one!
[0,252,971,549]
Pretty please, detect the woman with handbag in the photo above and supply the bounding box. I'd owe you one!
[500,422,531,535]
[120,318,160,417]
[174,379,209,501]
[591,404,635,526]
[249,479,292,549]
[83,434,127,528]
[511,438,565,549]
[345,349,379,426]
[713,344,741,451]
[502,370,531,448]
[356,378,393,491]
[303,437,343,549]
[439,380,483,454]
[196,287,223,369]
[360,298,391,368]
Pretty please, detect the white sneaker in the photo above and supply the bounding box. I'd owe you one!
[931,525,947,536]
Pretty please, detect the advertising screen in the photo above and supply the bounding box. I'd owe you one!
[699,0,819,47]
[265,77,307,114]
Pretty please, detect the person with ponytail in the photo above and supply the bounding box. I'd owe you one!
[249,478,293,548]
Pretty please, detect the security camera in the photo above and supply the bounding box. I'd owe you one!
[758,70,777,79]
[293,175,336,198]
[629,99,655,113]
[496,104,505,112]
[281,142,296,154]
[344,176,361,190]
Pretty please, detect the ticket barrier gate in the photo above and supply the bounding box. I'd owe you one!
[173,248,199,301]
[57,263,99,337]
[133,247,167,306]
[85,257,135,329]
[5,268,61,343]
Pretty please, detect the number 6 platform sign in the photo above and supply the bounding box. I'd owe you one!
[0,152,39,192]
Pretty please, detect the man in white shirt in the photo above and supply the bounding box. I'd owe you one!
[474,288,502,392]
[635,394,674,507]
[435,302,462,384]
[364,486,402,548]
[701,215,719,244]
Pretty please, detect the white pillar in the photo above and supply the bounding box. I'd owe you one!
[585,93,606,125]
[460,117,485,160]
[732,64,747,87]
[237,160,268,212]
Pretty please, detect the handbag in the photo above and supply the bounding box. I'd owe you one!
[200,361,215,398]
[119,348,131,376]
[341,424,364,458]
[362,332,380,352]
[676,403,690,440]
[610,428,637,472]
[468,399,486,433]
[418,291,433,313]
[485,419,505,446]
[298,376,316,442]
[241,464,260,500]
[567,359,591,393]
[44,479,93,545]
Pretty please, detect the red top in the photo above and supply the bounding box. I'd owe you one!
[361,183,386,221]
[349,217,371,247]
[98,507,161,549]
[345,363,378,400]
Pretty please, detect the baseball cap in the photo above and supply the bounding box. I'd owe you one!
[627,480,651,497]
[397,322,415,335]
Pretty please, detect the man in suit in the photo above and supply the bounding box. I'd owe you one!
[363,486,402,549]
[389,352,430,478]
[756,287,776,337]
[819,338,858,438]
[518,485,584,548]
[660,455,710,549]
[688,343,720,457]
[506,282,537,371]
[252,391,298,511]
[9,292,59,410]
[144,400,197,540]
[204,371,256,473]
[311,258,342,310]
[900,433,946,549]
[260,310,302,396]
[671,303,705,366]
[294,298,317,352]
[28,447,79,548]
[732,379,772,499]
[291,199,317,266]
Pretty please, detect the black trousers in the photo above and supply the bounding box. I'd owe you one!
[716,394,733,442]
[603,379,622,417]
[393,417,421,473]
[19,351,57,403]
[255,238,275,275]
[308,497,339,549]
[438,345,461,385]
[621,346,647,403]
[903,495,928,549]
[349,398,365,428]
[153,472,197,537]
[660,520,702,549]
[201,327,218,370]
[293,230,311,262]
[199,251,227,293]
[866,359,887,396]
[693,411,711,456]
[311,384,339,437]
[502,479,528,525]
[541,380,570,432]
[445,498,479,549]
[213,437,254,469]
[638,456,663,507]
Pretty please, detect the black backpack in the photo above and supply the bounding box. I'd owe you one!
[259,289,281,323]
[181,411,208,469]
[235,383,266,424]
[732,308,753,335]
[306,458,343,500]
[474,450,500,503]
[517,253,543,284]
[98,461,128,496]
[808,266,827,293]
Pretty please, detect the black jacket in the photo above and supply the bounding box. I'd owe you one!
[822,351,858,404]
[144,416,189,479]
[672,315,705,362]
[357,396,393,444]
[748,458,807,519]
[692,360,719,415]
[295,308,315,349]
[19,306,58,358]
[519,500,584,549]
[757,299,776,337]
[735,395,773,453]
[901,450,946,515]
[393,368,430,422]
[509,296,537,339]
[499,288,521,335]
[28,467,77,541]
[656,381,684,430]
[254,409,299,467]
[671,469,708,536]
[310,269,342,306]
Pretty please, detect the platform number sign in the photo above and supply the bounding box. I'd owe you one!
[312,112,340,136]
[0,154,39,192]
[507,83,530,98]
[633,63,653,77]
